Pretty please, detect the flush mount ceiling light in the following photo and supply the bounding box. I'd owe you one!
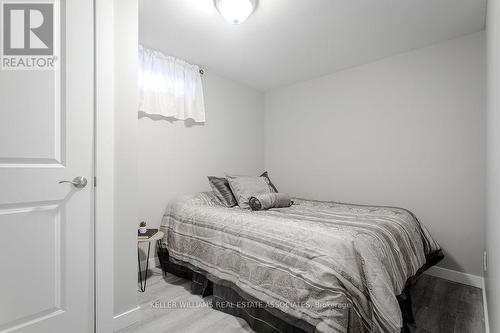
[214,0,257,25]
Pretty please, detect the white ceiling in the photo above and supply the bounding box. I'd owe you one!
[139,0,486,91]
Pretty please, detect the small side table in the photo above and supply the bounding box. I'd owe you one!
[137,230,164,292]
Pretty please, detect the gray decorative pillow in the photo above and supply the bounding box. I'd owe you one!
[207,176,237,207]
[260,171,278,193]
[249,193,293,211]
[226,174,276,209]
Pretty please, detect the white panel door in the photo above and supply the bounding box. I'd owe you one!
[0,0,94,332]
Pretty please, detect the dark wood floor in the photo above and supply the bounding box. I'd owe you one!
[120,267,484,333]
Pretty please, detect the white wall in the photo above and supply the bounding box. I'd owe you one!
[137,70,265,235]
[265,32,486,276]
[486,1,500,331]
[113,0,139,319]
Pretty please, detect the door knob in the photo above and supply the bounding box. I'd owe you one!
[59,176,88,189]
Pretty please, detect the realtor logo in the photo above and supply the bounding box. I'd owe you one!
[1,1,56,69]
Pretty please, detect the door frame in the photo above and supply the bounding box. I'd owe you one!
[94,0,115,332]
[94,0,139,332]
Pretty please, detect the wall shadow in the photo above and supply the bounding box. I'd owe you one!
[138,111,205,128]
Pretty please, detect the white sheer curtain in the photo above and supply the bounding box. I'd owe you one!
[138,45,206,122]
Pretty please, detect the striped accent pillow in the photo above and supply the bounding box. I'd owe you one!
[207,176,238,207]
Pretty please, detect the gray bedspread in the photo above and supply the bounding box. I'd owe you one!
[160,192,440,333]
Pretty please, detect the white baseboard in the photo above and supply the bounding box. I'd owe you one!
[113,306,140,332]
[113,258,160,332]
[424,266,483,288]
[483,279,490,333]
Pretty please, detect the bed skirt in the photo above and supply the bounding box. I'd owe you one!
[157,243,443,333]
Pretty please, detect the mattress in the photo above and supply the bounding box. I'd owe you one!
[160,192,440,333]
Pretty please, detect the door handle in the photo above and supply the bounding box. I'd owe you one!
[59,176,88,189]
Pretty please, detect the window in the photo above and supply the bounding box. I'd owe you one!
[138,45,205,122]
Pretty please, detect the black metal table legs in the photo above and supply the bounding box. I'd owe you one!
[137,242,151,292]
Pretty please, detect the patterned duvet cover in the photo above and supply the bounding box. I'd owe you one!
[160,192,440,333]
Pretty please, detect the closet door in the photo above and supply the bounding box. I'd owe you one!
[0,0,94,332]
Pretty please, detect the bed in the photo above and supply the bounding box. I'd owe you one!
[158,192,442,333]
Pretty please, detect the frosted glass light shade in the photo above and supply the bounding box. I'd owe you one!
[214,0,257,25]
